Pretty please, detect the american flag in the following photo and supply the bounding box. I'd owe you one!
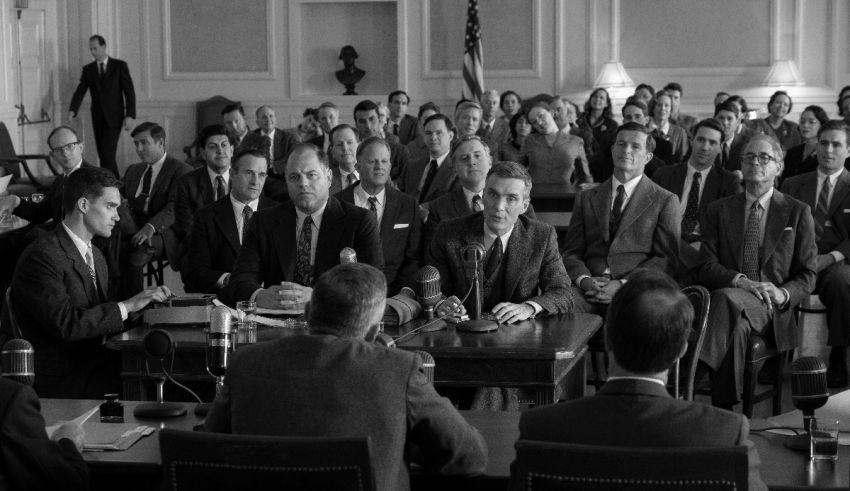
[462,0,483,102]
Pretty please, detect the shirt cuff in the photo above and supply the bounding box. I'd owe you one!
[830,251,845,264]
[216,273,230,289]
[145,223,157,234]
[118,302,128,321]
[732,273,746,288]
[525,301,543,317]
[575,274,591,289]
[779,288,791,310]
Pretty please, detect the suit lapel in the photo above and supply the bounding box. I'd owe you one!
[57,228,99,304]
[275,204,298,281]
[150,158,175,203]
[214,199,241,253]
[671,165,687,200]
[199,170,215,203]
[316,198,345,270]
[590,182,612,242]
[726,193,747,271]
[616,177,653,238]
[761,192,791,268]
[828,170,850,217]
[425,161,456,202]
[503,219,530,299]
[799,172,818,211]
[380,189,400,238]
[452,187,473,216]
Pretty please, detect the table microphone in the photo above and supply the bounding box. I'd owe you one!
[415,266,442,320]
[415,351,435,384]
[133,329,188,419]
[1,338,34,386]
[457,243,497,333]
[339,247,357,264]
[785,356,829,451]
[196,306,233,416]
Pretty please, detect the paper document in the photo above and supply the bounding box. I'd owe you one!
[45,405,99,439]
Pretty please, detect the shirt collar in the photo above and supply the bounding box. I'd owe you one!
[484,221,514,250]
[462,186,482,205]
[818,168,843,184]
[686,163,711,179]
[61,222,90,259]
[207,164,230,185]
[606,375,667,387]
[295,199,328,229]
[354,183,385,205]
[229,193,259,210]
[64,159,84,176]
[431,151,450,167]
[745,186,774,208]
[612,173,642,198]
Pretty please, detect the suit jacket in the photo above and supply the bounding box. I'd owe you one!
[204,334,487,491]
[695,191,817,351]
[251,127,297,165]
[390,114,419,145]
[4,227,125,398]
[222,197,384,305]
[562,176,681,280]
[173,165,221,244]
[782,169,850,257]
[653,123,690,164]
[183,195,278,294]
[120,155,192,235]
[652,163,741,226]
[714,133,751,172]
[426,213,572,314]
[385,134,411,182]
[671,113,698,135]
[328,167,358,196]
[518,378,766,491]
[14,162,96,225]
[336,185,422,294]
[0,379,88,491]
[478,118,510,145]
[397,155,457,203]
[405,135,430,163]
[69,58,135,127]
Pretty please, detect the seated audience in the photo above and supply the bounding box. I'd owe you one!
[336,137,422,295]
[714,100,752,176]
[591,98,669,181]
[405,102,440,163]
[562,122,680,315]
[221,143,383,308]
[253,105,296,187]
[455,100,498,155]
[499,90,522,122]
[427,161,571,323]
[557,97,599,165]
[309,102,340,156]
[353,100,410,181]
[714,91,731,106]
[520,101,591,191]
[286,107,321,143]
[632,83,655,105]
[516,268,766,491]
[782,105,830,180]
[497,112,531,164]
[747,91,801,151]
[328,124,361,194]
[694,134,816,408]
[183,148,277,294]
[478,89,510,144]
[0,377,89,490]
[205,262,487,491]
[222,103,265,150]
[664,82,697,135]
[387,90,418,145]
[398,114,457,203]
[840,95,850,127]
[648,90,689,164]
[3,167,170,398]
[577,88,619,152]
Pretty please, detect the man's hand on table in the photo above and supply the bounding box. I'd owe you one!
[255,282,312,310]
[123,285,172,313]
[52,421,85,453]
[491,302,535,324]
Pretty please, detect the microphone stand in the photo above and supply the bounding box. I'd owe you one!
[133,360,188,418]
[456,260,498,333]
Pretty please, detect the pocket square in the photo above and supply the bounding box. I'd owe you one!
[783,227,793,232]
[844,209,850,213]
[393,223,409,229]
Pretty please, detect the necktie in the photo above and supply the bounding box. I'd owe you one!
[346,173,357,188]
[814,177,832,240]
[483,124,491,139]
[99,62,105,78]
[742,201,763,281]
[484,237,504,279]
[367,196,378,215]
[132,164,153,216]
[264,135,273,162]
[722,143,730,169]
[682,171,702,236]
[294,216,314,287]
[419,160,438,203]
[472,194,483,212]
[393,123,399,136]
[609,184,626,238]
[215,175,227,201]
[85,244,99,295]
[241,205,253,244]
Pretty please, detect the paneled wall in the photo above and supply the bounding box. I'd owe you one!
[0,0,847,176]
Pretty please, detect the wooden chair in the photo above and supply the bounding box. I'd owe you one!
[742,331,785,418]
[159,429,375,491]
[512,440,748,490]
[182,96,239,166]
[669,285,710,400]
[0,122,58,191]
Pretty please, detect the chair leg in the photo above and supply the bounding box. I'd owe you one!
[742,358,764,418]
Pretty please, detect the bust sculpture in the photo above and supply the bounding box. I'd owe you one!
[335,45,366,96]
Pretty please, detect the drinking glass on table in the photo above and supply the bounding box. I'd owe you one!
[235,301,256,331]
[810,418,839,461]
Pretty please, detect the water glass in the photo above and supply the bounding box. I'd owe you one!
[810,418,839,461]
[236,301,257,331]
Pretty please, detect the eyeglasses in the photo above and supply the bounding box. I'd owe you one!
[741,152,777,166]
[50,142,81,154]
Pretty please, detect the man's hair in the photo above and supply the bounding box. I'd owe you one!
[768,90,793,112]
[89,34,106,46]
[417,102,440,120]
[221,103,245,117]
[286,142,329,169]
[622,98,648,117]
[663,82,683,94]
[197,124,231,148]
[817,120,850,143]
[744,134,785,162]
[308,263,387,337]
[635,83,655,97]
[353,100,379,119]
[692,118,726,143]
[63,166,120,216]
[803,105,830,127]
[838,96,850,117]
[424,113,455,133]
[302,107,318,119]
[356,136,391,160]
[605,269,693,373]
[231,147,268,172]
[726,95,749,114]
[329,123,358,143]
[47,125,80,146]
[716,91,730,99]
[450,135,491,161]
[318,102,339,112]
[583,88,613,118]
[838,86,850,115]
[500,90,521,109]
[714,100,741,118]
[388,90,410,104]
[131,122,166,142]
[616,122,656,153]
[255,105,274,117]
[455,100,483,118]
[486,160,532,199]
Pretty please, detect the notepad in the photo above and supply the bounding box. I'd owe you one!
[81,422,155,451]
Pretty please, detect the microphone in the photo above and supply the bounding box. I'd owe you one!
[339,247,358,264]
[786,356,829,451]
[1,339,34,386]
[457,243,497,332]
[195,306,234,416]
[415,266,442,320]
[415,351,435,384]
[133,329,189,419]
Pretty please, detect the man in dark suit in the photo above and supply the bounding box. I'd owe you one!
[183,148,277,294]
[695,135,817,408]
[253,105,297,199]
[221,103,265,151]
[665,82,698,135]
[222,143,383,308]
[0,378,89,490]
[653,119,741,272]
[591,99,671,181]
[308,102,339,156]
[398,114,457,203]
[478,90,510,145]
[715,100,752,176]
[387,90,418,145]
[455,100,498,155]
[206,263,487,491]
[517,269,766,491]
[353,100,410,182]
[562,122,680,314]
[781,120,850,387]
[336,137,421,295]
[3,167,170,398]
[118,122,192,296]
[68,35,135,177]
[428,161,572,323]
[327,124,361,195]
[405,102,440,163]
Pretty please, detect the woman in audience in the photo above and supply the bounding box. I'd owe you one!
[782,105,829,180]
[292,107,320,143]
[520,102,592,191]
[498,112,532,163]
[648,90,689,164]
[837,86,850,120]
[747,90,801,151]
[499,90,522,121]
[578,88,618,151]
[840,95,850,126]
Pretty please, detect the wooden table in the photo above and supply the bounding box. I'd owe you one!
[40,400,849,491]
[107,313,601,405]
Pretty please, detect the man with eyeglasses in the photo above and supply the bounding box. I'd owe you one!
[694,134,817,409]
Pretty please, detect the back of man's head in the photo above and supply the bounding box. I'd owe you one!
[307,263,387,339]
[605,269,693,374]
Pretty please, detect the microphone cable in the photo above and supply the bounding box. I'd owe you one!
[394,279,477,345]
[144,350,203,404]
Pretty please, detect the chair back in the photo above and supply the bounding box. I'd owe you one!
[159,429,375,491]
[0,122,21,177]
[512,440,748,490]
[184,96,239,164]
[670,285,710,400]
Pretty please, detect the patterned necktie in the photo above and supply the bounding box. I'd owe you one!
[682,171,702,236]
[472,194,483,212]
[264,135,273,162]
[610,184,626,238]
[85,244,99,296]
[813,176,832,240]
[241,205,253,244]
[367,196,378,215]
[393,123,399,136]
[420,160,438,203]
[742,201,763,281]
[215,175,227,201]
[294,215,314,286]
[484,238,503,279]
[132,164,152,216]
